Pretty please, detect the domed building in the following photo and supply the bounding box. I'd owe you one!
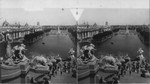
[25,22,29,27]
[2,20,9,27]
[78,22,89,29]
[37,21,40,26]
[92,22,98,29]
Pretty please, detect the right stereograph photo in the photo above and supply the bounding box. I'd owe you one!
[77,8,149,84]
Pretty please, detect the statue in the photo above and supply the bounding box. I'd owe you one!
[6,33,13,58]
[78,44,98,64]
[137,48,145,65]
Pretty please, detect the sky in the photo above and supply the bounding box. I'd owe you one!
[0,0,149,25]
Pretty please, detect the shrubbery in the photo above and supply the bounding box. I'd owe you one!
[93,31,112,41]
[136,28,149,42]
[68,28,77,39]
[112,28,119,32]
[24,31,44,41]
[43,28,51,32]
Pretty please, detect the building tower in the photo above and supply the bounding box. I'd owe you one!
[25,22,29,26]
[37,22,40,26]
[105,21,108,26]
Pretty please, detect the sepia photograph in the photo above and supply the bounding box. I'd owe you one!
[0,0,149,84]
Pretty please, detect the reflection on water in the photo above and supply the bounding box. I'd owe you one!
[94,30,149,61]
[25,30,75,59]
[0,30,75,60]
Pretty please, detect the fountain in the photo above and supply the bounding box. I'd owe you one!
[125,26,129,35]
[57,26,61,34]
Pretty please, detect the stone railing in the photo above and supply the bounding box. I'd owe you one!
[20,61,30,75]
[78,60,100,84]
[1,64,20,70]
[1,61,30,82]
[78,60,118,84]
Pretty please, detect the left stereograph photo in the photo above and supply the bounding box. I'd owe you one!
[0,8,77,83]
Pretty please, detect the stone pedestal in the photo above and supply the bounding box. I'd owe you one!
[20,64,26,75]
[26,75,31,84]
[89,64,95,84]
[20,63,30,84]
[20,64,26,84]
[95,75,100,84]
[0,60,1,83]
[21,74,26,84]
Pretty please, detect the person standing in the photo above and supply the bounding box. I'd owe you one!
[137,48,145,66]
[136,61,140,73]
[128,61,132,75]
[112,78,119,84]
[120,66,124,77]
[60,68,63,75]
[30,77,35,84]
[43,78,51,84]
[145,63,148,71]
[132,62,136,72]
[99,77,105,84]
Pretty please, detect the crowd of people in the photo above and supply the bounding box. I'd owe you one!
[117,48,149,77]
[77,42,150,84]
[99,48,150,84]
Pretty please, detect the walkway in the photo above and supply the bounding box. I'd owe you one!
[51,70,76,84]
[119,71,150,83]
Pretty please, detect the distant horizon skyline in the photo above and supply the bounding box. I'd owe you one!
[0,8,149,25]
[0,20,149,26]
